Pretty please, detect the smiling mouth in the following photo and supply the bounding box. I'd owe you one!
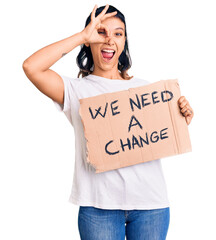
[101,50,116,61]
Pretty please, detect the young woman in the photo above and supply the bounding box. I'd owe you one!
[22,4,194,240]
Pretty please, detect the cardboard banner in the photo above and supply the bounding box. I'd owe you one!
[79,79,192,173]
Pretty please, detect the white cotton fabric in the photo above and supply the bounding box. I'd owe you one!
[52,73,170,210]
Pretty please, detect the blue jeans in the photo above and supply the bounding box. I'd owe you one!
[78,206,170,240]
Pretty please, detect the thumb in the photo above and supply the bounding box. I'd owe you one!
[186,116,191,125]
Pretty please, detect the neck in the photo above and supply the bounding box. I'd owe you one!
[91,68,124,80]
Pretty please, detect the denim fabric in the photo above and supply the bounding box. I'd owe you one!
[78,206,170,240]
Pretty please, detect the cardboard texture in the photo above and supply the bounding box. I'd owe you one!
[79,79,192,173]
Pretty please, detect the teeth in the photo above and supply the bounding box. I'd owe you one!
[102,49,115,53]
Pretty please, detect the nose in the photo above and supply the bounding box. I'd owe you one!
[106,32,114,45]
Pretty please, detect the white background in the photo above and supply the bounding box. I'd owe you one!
[1,0,215,239]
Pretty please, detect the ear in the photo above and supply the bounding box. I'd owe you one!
[85,43,90,47]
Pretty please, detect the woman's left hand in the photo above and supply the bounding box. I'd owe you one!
[178,96,194,125]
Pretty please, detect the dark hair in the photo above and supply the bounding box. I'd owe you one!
[76,5,133,79]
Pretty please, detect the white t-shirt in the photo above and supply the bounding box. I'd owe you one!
[52,73,170,210]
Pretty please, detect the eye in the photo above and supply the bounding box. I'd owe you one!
[98,31,105,34]
[116,33,123,36]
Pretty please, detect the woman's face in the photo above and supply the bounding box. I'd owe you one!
[86,16,126,73]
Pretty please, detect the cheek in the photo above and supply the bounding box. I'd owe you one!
[117,40,126,54]
[90,44,100,57]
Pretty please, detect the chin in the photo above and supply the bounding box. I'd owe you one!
[101,65,116,71]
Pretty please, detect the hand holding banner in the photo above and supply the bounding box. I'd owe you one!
[79,79,192,173]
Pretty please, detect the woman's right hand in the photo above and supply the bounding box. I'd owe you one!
[81,4,117,45]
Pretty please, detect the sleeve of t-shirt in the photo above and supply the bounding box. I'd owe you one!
[52,74,74,113]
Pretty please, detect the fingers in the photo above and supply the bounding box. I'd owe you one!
[186,117,192,125]
[180,104,193,117]
[98,4,109,18]
[178,96,190,109]
[181,105,191,115]
[178,96,187,106]
[180,100,187,109]
[182,107,193,125]
[95,4,117,21]
[91,4,98,21]
[101,11,118,21]
[178,97,194,119]
[178,96,194,125]
[91,4,117,33]
[182,108,193,117]
[96,23,110,37]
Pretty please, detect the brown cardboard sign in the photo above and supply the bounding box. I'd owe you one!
[79,79,192,173]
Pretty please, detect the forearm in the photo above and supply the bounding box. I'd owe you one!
[23,31,85,72]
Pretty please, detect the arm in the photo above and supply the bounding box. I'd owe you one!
[22,32,86,105]
[22,4,117,105]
